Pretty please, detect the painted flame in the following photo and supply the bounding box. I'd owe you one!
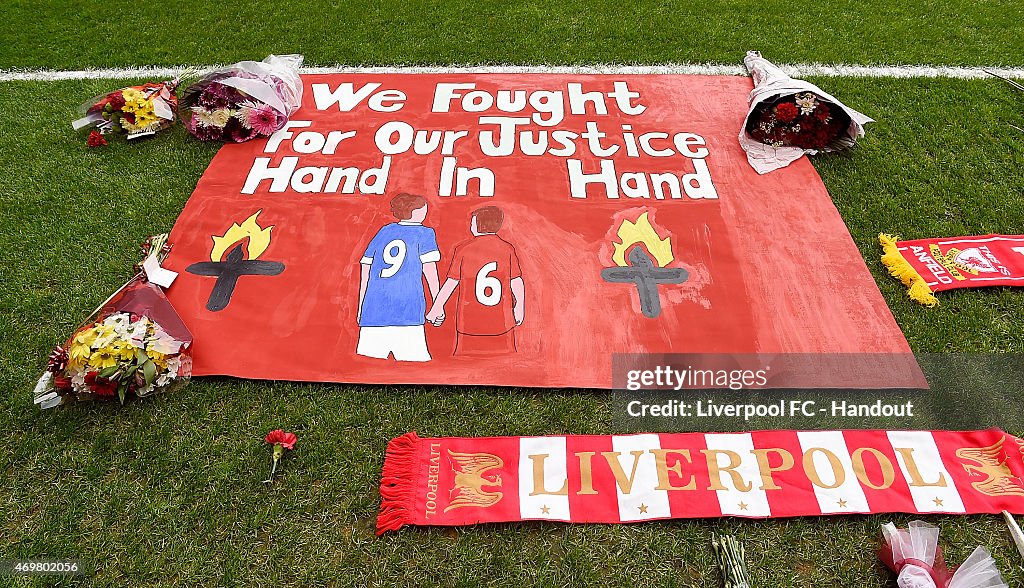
[210,210,274,262]
[611,212,673,267]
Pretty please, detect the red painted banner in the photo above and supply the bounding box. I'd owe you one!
[881,233,1024,306]
[163,74,918,388]
[377,429,1024,533]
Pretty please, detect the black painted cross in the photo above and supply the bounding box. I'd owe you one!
[601,247,688,318]
[186,244,285,312]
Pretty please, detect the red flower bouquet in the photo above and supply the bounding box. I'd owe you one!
[746,92,851,151]
[740,51,873,173]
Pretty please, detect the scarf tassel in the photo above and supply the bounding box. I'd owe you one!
[879,233,939,307]
[376,431,420,535]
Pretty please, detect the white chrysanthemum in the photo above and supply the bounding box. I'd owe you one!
[124,318,149,344]
[795,93,817,115]
[148,331,182,355]
[210,108,232,128]
[235,102,258,129]
[71,370,87,393]
[164,355,182,376]
[102,312,130,329]
[193,107,230,128]
[155,356,182,388]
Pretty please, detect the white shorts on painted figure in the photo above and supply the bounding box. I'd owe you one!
[356,325,431,362]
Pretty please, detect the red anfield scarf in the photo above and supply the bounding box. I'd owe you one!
[377,429,1024,534]
[880,234,1024,306]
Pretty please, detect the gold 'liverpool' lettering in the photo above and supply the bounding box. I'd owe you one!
[514,444,952,498]
[803,447,846,489]
[529,453,569,496]
[894,447,948,487]
[651,449,697,491]
[601,451,646,495]
[425,442,441,517]
[702,449,753,492]
[751,448,794,491]
[576,451,598,495]
[851,447,896,490]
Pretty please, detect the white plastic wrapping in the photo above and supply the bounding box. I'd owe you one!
[883,521,942,588]
[949,548,1009,588]
[214,54,304,118]
[880,521,1008,588]
[740,51,873,174]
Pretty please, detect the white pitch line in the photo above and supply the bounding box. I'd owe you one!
[2,63,1024,82]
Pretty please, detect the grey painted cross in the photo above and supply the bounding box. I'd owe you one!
[601,247,688,318]
[186,243,285,312]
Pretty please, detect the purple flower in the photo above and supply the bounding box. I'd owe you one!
[227,120,258,142]
[188,118,224,141]
[199,83,234,110]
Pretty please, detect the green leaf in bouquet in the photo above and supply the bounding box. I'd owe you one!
[117,381,127,405]
[98,366,119,379]
[142,360,157,386]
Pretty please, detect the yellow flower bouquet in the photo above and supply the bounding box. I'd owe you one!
[72,80,179,145]
[34,237,193,409]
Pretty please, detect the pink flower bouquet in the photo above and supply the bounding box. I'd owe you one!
[179,54,303,142]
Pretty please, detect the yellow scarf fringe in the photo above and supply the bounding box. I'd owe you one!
[879,233,939,307]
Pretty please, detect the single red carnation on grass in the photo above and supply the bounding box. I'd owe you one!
[264,429,297,483]
[87,130,108,147]
[265,429,297,450]
[775,102,799,123]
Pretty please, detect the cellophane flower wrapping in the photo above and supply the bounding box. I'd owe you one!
[72,81,179,141]
[879,521,1008,588]
[179,54,304,142]
[34,279,193,409]
[740,51,873,174]
[948,547,1009,588]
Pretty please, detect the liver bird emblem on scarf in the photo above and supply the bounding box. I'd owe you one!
[955,438,1024,497]
[444,450,504,512]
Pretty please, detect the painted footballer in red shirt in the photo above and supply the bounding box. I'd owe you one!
[426,206,525,355]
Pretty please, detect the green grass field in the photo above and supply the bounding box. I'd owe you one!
[3,2,1024,586]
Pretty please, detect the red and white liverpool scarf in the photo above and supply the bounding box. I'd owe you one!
[377,430,1024,534]
[880,233,1024,306]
